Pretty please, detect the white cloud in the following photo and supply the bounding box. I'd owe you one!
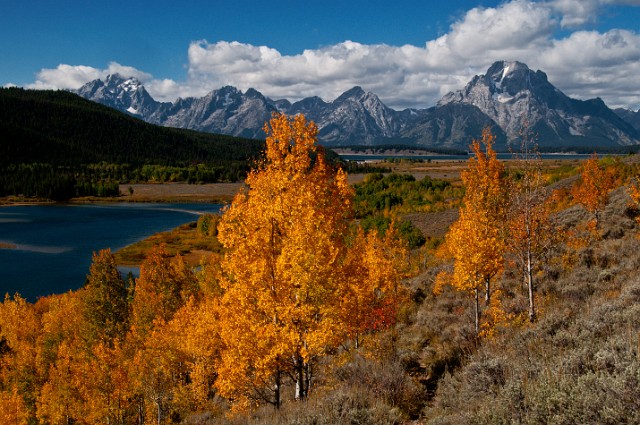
[548,0,602,27]
[537,29,640,108]
[27,62,152,91]
[178,1,560,109]
[26,0,640,110]
[548,0,640,28]
[28,64,104,90]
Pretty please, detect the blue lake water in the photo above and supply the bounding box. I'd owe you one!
[0,203,222,302]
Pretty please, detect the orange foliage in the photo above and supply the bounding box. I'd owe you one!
[478,290,513,339]
[629,179,640,226]
[215,113,354,408]
[131,245,198,337]
[572,153,615,229]
[341,226,408,347]
[443,128,508,333]
[215,113,408,409]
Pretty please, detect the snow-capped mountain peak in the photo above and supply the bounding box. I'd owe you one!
[74,62,639,149]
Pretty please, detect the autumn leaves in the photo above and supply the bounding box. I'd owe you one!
[437,130,619,336]
[1,111,628,422]
[215,113,407,408]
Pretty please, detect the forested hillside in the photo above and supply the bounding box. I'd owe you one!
[0,88,264,200]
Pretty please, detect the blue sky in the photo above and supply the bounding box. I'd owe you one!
[3,0,640,110]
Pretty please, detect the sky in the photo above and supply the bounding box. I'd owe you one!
[2,0,640,110]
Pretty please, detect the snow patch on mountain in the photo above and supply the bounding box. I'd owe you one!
[74,62,640,149]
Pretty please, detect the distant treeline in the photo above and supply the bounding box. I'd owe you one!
[332,144,469,156]
[333,143,640,156]
[0,88,266,200]
[0,162,251,200]
[536,145,640,154]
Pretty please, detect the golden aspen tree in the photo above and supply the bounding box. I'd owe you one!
[442,128,508,334]
[572,153,615,230]
[341,225,408,349]
[130,322,187,425]
[139,297,221,415]
[36,341,84,424]
[36,292,95,424]
[0,388,29,425]
[215,113,353,409]
[130,245,198,338]
[507,138,556,323]
[0,294,43,423]
[166,298,221,410]
[76,341,131,425]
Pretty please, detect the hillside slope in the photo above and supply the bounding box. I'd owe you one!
[0,87,263,167]
[411,183,640,423]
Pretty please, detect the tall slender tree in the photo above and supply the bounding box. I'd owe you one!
[506,136,555,323]
[214,113,407,409]
[443,128,508,333]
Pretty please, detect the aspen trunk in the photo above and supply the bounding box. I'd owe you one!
[155,400,162,425]
[305,362,312,396]
[474,288,480,334]
[295,355,305,400]
[274,369,281,409]
[485,278,491,306]
[527,249,536,322]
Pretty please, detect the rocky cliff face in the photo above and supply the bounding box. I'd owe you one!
[438,61,639,147]
[75,63,640,149]
[615,108,640,133]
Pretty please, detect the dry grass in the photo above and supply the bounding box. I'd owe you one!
[114,221,223,266]
[117,182,245,203]
[403,209,459,239]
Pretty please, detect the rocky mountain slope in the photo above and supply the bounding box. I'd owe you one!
[75,61,640,150]
[439,60,639,148]
[615,108,640,132]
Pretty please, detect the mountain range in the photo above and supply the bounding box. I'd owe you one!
[75,61,640,150]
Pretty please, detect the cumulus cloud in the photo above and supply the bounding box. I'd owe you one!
[548,0,640,28]
[27,62,152,91]
[178,0,560,109]
[537,29,640,108]
[27,0,640,110]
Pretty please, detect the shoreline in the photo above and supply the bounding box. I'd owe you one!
[0,182,245,206]
[1,176,370,206]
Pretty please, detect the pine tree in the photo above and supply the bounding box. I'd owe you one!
[82,249,129,345]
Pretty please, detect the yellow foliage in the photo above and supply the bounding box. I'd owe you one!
[0,388,29,425]
[215,113,355,408]
[572,153,615,228]
[131,245,198,338]
[479,290,513,339]
[215,113,408,408]
[629,179,640,226]
[447,128,507,295]
[439,128,508,333]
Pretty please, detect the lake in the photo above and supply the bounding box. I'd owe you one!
[338,153,598,161]
[0,203,222,302]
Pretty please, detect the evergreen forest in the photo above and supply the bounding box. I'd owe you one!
[0,88,264,200]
